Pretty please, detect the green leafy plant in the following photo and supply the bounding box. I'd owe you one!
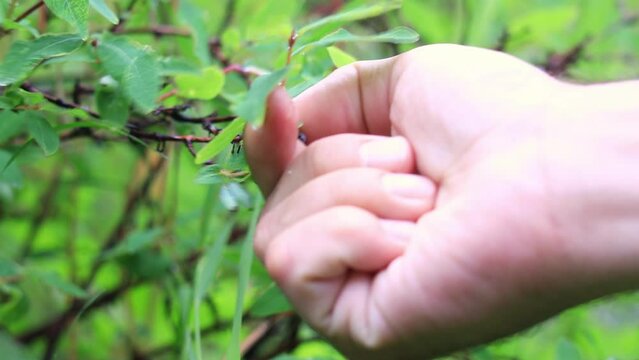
[1,0,638,359]
[0,1,418,359]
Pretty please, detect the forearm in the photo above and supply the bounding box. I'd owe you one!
[546,80,639,296]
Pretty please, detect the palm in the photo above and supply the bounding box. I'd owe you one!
[328,47,572,356]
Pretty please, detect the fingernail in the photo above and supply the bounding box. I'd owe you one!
[382,174,435,199]
[360,137,409,167]
[380,220,416,243]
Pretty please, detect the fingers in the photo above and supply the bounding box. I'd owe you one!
[245,57,399,197]
[256,168,435,254]
[295,57,399,142]
[244,86,304,196]
[266,134,415,208]
[255,133,432,263]
[262,206,407,336]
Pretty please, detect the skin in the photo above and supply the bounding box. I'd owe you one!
[244,44,639,359]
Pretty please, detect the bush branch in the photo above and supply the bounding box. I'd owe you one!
[14,0,44,23]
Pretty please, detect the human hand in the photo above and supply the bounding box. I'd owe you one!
[244,44,639,358]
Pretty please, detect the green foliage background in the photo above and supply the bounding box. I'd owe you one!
[0,0,638,359]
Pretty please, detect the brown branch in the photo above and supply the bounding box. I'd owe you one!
[286,29,298,67]
[114,25,191,37]
[210,38,255,83]
[493,30,510,52]
[18,279,134,344]
[154,105,236,126]
[19,83,241,154]
[60,128,118,142]
[14,0,45,23]
[18,167,63,260]
[223,64,263,78]
[110,0,140,32]
[130,131,213,144]
[544,39,589,76]
[184,139,197,157]
[312,0,344,16]
[209,38,229,67]
[242,314,302,359]
[20,83,100,119]
[157,89,178,103]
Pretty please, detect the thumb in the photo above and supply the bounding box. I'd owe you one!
[244,86,304,196]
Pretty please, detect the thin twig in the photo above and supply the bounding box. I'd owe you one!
[114,25,191,37]
[18,167,63,260]
[14,0,44,23]
[20,83,100,119]
[110,0,140,32]
[130,131,213,144]
[544,39,589,76]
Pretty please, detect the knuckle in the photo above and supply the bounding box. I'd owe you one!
[324,206,380,238]
[321,168,384,189]
[263,237,292,283]
[305,137,339,175]
[304,134,360,176]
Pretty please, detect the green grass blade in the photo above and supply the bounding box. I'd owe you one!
[226,197,263,360]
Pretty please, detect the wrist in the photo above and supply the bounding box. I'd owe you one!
[544,80,639,295]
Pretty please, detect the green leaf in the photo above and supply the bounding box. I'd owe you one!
[159,57,200,76]
[25,112,60,157]
[178,0,211,64]
[0,111,26,143]
[0,333,35,360]
[326,46,357,67]
[401,0,459,43]
[556,338,582,360]
[294,27,419,56]
[33,271,88,298]
[0,97,17,109]
[175,66,225,100]
[576,0,619,37]
[44,0,89,38]
[219,183,252,211]
[89,0,119,24]
[232,67,288,127]
[0,150,23,188]
[95,85,130,127]
[0,284,29,323]
[122,53,161,113]
[221,27,242,55]
[195,166,228,185]
[195,118,245,164]
[2,18,40,37]
[227,198,262,360]
[194,221,234,300]
[509,6,577,50]
[120,251,173,280]
[0,34,84,86]
[298,0,402,37]
[0,1,6,23]
[464,0,503,47]
[0,258,21,277]
[250,284,292,317]
[104,228,164,259]
[193,220,234,360]
[96,34,143,79]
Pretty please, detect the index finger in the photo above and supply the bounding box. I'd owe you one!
[244,56,399,197]
[295,56,399,142]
